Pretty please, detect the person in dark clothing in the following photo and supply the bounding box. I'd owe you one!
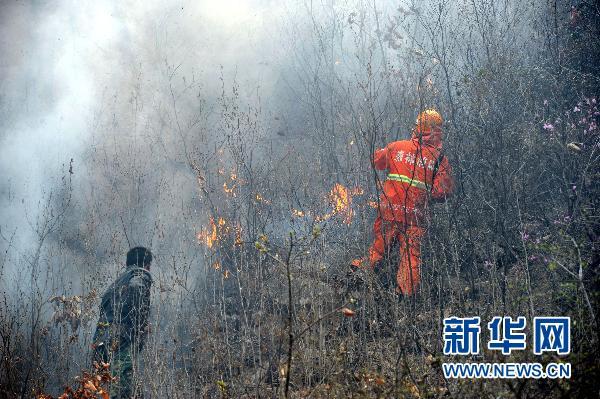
[93,247,153,399]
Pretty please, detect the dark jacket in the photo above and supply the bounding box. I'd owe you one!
[93,266,152,361]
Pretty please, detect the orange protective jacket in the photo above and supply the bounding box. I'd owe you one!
[373,128,453,225]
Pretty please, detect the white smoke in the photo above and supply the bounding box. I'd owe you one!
[0,0,287,280]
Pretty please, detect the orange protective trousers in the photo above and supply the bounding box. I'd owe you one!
[368,215,424,295]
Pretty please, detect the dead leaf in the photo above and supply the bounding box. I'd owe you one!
[342,307,355,317]
[567,142,582,153]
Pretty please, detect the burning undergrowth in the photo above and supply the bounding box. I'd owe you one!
[1,0,599,398]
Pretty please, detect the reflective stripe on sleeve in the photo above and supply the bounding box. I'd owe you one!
[386,173,427,189]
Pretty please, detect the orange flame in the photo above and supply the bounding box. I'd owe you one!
[223,182,236,196]
[329,183,353,224]
[255,193,271,204]
[223,172,239,196]
[197,217,218,248]
[234,224,243,246]
[292,209,305,217]
[312,183,354,224]
[197,217,242,249]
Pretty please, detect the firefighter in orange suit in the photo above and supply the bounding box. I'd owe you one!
[366,109,453,295]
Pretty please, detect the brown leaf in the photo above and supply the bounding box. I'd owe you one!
[342,307,355,317]
[567,142,582,153]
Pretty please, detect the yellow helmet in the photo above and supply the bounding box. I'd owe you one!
[415,109,443,133]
